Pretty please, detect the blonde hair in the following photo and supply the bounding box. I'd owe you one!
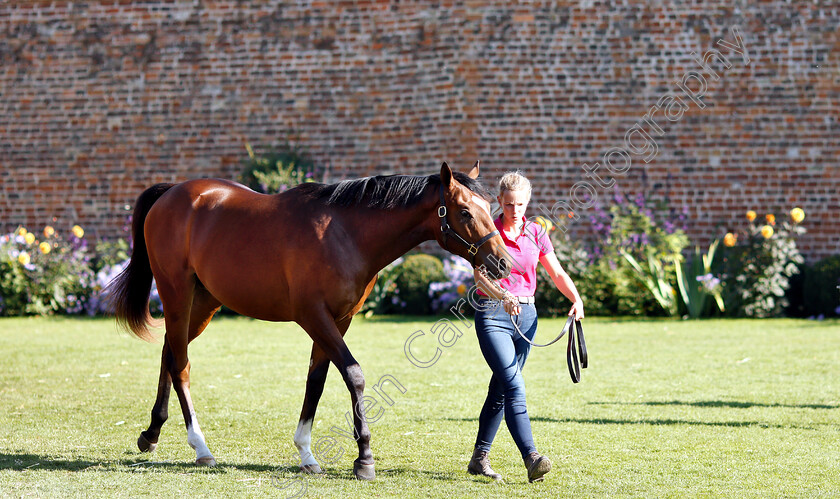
[498,171,531,196]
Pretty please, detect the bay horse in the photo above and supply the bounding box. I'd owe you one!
[107,162,511,480]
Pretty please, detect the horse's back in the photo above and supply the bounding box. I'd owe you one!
[144,179,362,321]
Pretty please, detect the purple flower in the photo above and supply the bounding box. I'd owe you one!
[696,273,721,291]
[634,192,645,208]
[428,256,475,313]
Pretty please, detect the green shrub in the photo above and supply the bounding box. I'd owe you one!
[239,143,318,194]
[535,220,667,318]
[535,229,618,317]
[801,254,840,317]
[428,257,475,315]
[674,240,725,319]
[534,233,586,317]
[571,189,688,317]
[360,257,405,317]
[719,210,805,318]
[393,254,445,315]
[92,238,130,274]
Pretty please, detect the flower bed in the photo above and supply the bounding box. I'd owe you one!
[0,202,822,319]
[0,225,160,316]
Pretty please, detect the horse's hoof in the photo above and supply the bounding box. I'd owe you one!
[300,463,323,474]
[353,460,375,480]
[196,456,217,467]
[137,433,157,453]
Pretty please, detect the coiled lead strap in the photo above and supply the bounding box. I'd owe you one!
[511,312,588,383]
[476,266,588,382]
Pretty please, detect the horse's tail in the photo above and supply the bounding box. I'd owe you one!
[107,183,175,342]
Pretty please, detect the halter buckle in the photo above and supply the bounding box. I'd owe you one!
[438,205,447,218]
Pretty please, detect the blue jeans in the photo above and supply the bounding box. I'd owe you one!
[473,300,538,459]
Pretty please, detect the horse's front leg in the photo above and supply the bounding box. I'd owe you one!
[298,309,374,480]
[342,361,375,480]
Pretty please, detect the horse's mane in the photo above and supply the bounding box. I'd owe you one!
[301,172,491,210]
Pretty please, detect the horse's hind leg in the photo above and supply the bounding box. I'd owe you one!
[137,287,220,455]
[294,318,351,474]
[137,343,173,453]
[149,276,220,466]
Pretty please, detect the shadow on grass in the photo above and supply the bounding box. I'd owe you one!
[445,416,819,430]
[0,453,459,482]
[588,400,840,410]
[0,452,275,473]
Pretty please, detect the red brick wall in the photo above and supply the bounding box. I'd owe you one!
[1,1,837,261]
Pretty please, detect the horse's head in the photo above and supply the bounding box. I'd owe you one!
[436,161,512,280]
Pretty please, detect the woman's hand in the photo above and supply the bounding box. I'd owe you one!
[502,292,521,316]
[569,300,585,320]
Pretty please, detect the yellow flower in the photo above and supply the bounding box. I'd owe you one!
[746,210,757,222]
[72,225,84,238]
[765,214,776,226]
[43,226,55,238]
[534,216,554,232]
[790,207,805,223]
[39,242,51,254]
[24,232,36,245]
[457,284,468,295]
[17,227,28,236]
[18,252,30,265]
[723,232,737,247]
[761,225,774,239]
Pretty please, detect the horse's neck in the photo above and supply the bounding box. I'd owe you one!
[352,197,438,275]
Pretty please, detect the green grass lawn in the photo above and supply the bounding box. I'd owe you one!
[1,315,838,498]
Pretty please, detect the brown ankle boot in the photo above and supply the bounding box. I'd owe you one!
[467,448,502,480]
[524,451,552,482]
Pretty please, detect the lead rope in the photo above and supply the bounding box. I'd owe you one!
[478,266,588,383]
[511,313,587,383]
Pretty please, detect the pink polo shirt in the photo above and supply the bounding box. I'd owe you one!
[479,216,554,298]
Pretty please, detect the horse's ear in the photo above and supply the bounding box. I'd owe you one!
[440,162,453,188]
[467,160,480,179]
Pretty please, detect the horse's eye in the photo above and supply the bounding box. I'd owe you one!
[461,209,472,219]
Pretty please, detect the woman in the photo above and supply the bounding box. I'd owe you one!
[468,171,585,482]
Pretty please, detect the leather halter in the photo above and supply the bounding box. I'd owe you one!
[438,185,500,266]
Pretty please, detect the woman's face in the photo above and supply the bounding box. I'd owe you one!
[497,189,530,225]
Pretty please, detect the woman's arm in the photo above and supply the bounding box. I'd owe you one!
[473,268,521,316]
[539,252,585,319]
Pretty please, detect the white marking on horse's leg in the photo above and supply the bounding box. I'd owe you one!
[294,419,320,469]
[187,412,214,463]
